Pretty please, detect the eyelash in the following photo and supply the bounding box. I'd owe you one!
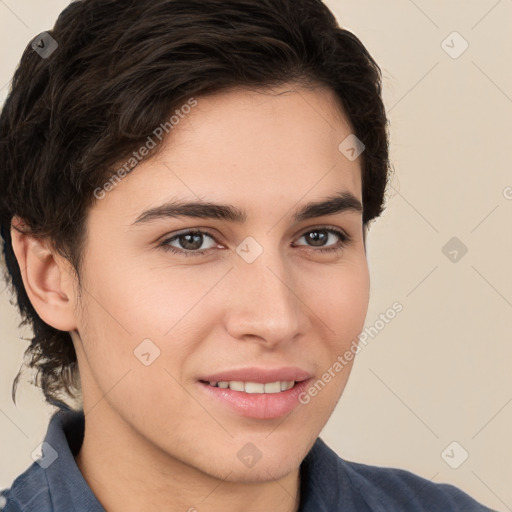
[158,226,351,257]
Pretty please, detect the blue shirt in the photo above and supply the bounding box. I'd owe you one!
[0,407,495,511]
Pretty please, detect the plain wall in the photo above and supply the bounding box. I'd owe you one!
[1,1,511,510]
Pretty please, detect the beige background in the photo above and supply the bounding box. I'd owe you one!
[1,1,511,510]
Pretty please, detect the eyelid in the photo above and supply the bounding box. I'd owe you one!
[293,223,350,241]
[292,225,351,251]
[158,228,221,250]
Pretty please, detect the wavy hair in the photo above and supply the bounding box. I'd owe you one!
[0,0,391,408]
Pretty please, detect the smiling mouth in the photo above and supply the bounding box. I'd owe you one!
[198,376,312,419]
[199,380,298,393]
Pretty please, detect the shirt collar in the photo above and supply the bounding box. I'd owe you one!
[42,407,105,511]
[41,407,349,511]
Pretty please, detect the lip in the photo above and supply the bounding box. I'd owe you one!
[198,366,313,384]
[197,366,314,419]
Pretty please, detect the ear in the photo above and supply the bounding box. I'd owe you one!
[10,216,79,331]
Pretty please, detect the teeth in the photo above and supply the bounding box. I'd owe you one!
[229,381,245,392]
[245,382,265,393]
[281,380,295,391]
[264,382,281,393]
[209,380,296,393]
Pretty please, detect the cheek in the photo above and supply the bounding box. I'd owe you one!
[74,288,196,434]
[291,268,369,436]
[306,257,370,347]
[74,254,224,396]
[80,244,219,340]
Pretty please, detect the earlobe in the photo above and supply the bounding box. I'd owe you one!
[10,217,78,332]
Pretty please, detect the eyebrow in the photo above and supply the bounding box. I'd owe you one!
[131,191,363,226]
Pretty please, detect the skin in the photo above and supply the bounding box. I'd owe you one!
[11,83,370,512]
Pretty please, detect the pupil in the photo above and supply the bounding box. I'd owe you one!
[307,230,326,247]
[181,233,202,250]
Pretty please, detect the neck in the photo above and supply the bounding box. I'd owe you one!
[75,404,301,512]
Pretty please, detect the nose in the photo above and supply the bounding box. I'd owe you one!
[224,247,310,348]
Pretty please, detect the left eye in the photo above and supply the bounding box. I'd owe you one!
[294,228,349,251]
[159,227,350,257]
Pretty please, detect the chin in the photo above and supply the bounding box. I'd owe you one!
[218,460,299,484]
[210,438,309,483]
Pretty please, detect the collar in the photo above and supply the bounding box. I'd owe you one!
[39,407,105,511]
[20,407,354,511]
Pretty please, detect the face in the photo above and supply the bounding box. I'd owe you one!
[70,83,370,482]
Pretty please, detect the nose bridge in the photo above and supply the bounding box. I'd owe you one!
[225,243,306,343]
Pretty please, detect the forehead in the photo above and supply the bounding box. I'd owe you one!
[90,84,362,224]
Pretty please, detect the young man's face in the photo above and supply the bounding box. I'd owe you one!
[70,84,370,482]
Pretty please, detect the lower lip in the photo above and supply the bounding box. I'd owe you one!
[198,379,313,419]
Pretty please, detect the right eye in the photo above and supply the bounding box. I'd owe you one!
[159,229,221,257]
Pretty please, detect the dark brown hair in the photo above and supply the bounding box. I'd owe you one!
[0,0,391,408]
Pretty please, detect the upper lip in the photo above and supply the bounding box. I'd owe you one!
[198,366,313,384]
